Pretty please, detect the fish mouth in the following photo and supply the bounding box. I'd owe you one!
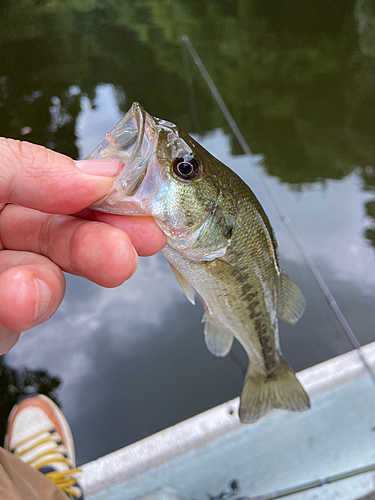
[88,102,157,214]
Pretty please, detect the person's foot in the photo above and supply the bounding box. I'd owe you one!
[4,394,83,499]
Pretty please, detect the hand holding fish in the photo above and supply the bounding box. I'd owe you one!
[0,138,166,355]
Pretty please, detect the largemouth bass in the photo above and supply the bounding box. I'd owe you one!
[87,102,310,423]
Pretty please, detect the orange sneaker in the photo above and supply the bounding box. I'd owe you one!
[4,394,83,499]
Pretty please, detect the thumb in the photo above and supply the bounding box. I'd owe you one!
[0,138,123,214]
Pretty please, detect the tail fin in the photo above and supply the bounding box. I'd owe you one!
[239,357,310,424]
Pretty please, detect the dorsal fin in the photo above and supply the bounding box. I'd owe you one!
[202,314,234,357]
[277,271,306,325]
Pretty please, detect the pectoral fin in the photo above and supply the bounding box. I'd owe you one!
[277,271,306,325]
[169,264,195,304]
[191,196,237,262]
[202,314,234,357]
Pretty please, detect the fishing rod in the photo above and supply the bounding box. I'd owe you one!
[181,34,375,387]
[199,462,375,500]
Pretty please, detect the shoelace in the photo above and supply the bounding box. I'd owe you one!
[12,428,82,498]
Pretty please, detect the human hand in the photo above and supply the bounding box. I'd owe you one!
[0,138,166,354]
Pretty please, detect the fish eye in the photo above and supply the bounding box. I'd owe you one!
[173,157,199,181]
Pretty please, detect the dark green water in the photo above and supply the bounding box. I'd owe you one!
[1,0,375,466]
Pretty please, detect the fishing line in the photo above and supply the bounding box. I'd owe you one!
[180,41,202,134]
[181,40,246,378]
[228,350,247,376]
[181,34,375,387]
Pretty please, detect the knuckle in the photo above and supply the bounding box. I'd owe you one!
[68,219,90,275]
[0,202,9,251]
[15,140,48,168]
[38,213,69,259]
[38,214,53,256]
[1,138,50,180]
[2,138,37,167]
[16,141,49,180]
[0,139,50,202]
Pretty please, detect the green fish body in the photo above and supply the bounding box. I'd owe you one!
[88,103,310,423]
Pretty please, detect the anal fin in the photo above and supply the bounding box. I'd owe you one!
[202,314,234,357]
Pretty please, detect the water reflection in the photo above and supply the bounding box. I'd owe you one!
[76,85,123,159]
[1,0,375,466]
[2,0,375,182]
[5,257,246,464]
[6,127,375,463]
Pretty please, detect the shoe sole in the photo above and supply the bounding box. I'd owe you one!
[4,394,76,468]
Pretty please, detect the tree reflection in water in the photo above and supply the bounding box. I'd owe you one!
[2,0,375,465]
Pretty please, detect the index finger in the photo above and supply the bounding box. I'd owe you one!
[0,138,124,214]
[75,209,166,256]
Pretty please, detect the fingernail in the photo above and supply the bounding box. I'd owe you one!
[75,159,124,176]
[33,278,52,322]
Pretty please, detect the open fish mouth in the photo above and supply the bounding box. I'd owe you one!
[88,102,158,214]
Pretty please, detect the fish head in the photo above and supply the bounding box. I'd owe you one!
[89,102,237,261]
